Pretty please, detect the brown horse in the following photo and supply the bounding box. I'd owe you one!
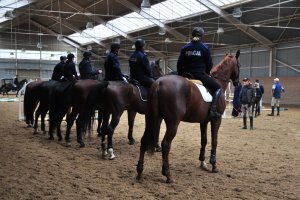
[83,59,164,159]
[136,50,241,183]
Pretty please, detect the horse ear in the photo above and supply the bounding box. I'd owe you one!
[236,50,240,59]
[155,58,161,64]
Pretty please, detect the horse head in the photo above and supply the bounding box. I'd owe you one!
[210,50,240,87]
[151,58,164,79]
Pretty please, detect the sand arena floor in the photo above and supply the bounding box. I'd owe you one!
[0,96,299,200]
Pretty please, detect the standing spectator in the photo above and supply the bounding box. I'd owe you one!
[252,82,262,117]
[231,82,242,117]
[268,78,284,116]
[255,79,264,115]
[104,43,127,82]
[63,53,78,81]
[51,56,66,81]
[239,77,255,130]
[78,51,102,80]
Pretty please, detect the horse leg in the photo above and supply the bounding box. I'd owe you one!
[33,106,41,134]
[199,122,209,171]
[136,135,148,181]
[40,109,48,134]
[75,113,85,148]
[96,109,103,137]
[210,118,222,173]
[65,108,78,147]
[127,110,137,145]
[106,111,123,160]
[161,122,179,183]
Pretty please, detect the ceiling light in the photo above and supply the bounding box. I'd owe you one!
[57,34,64,41]
[158,26,166,36]
[86,22,94,30]
[37,42,43,49]
[232,7,242,18]
[141,0,151,10]
[164,38,172,43]
[217,27,224,34]
[5,10,14,20]
[87,45,92,51]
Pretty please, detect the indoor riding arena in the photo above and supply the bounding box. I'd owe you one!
[0,0,299,199]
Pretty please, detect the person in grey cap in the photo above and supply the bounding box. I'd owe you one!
[239,77,255,130]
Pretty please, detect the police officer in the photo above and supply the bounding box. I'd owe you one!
[104,43,127,82]
[177,27,221,118]
[63,53,78,81]
[78,51,102,80]
[51,56,66,81]
[129,38,154,88]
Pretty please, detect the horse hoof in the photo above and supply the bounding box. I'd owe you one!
[58,138,63,142]
[33,131,38,135]
[129,139,135,145]
[200,163,209,171]
[155,146,162,152]
[136,174,143,182]
[79,143,85,148]
[43,131,47,135]
[212,166,219,173]
[48,136,54,140]
[66,142,71,147]
[166,178,175,184]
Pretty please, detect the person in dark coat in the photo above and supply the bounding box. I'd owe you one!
[177,27,221,118]
[232,82,242,117]
[51,56,66,81]
[255,79,264,115]
[78,51,102,80]
[129,38,154,88]
[104,43,127,82]
[239,77,256,130]
[252,82,262,117]
[63,53,78,81]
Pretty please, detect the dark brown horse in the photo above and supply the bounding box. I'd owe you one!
[136,50,241,183]
[83,59,163,159]
[1,79,27,96]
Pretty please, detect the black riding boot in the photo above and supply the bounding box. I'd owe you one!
[210,89,222,118]
[277,106,280,116]
[268,106,275,116]
[242,117,247,129]
[250,116,253,130]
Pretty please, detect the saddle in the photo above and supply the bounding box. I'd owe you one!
[182,74,212,102]
[129,78,148,102]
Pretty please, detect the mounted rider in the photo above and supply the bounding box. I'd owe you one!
[104,43,127,82]
[63,53,78,81]
[129,38,154,88]
[177,27,222,118]
[78,51,102,80]
[51,56,66,81]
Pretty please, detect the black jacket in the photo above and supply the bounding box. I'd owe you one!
[78,59,99,80]
[239,85,255,105]
[104,52,123,81]
[63,60,78,81]
[51,61,65,81]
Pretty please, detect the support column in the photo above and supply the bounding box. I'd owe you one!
[269,47,277,77]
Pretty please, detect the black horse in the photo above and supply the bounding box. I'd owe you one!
[0,78,27,96]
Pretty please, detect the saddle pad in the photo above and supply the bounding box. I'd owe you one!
[188,79,203,85]
[194,84,212,102]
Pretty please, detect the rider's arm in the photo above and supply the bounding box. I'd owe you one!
[177,49,185,75]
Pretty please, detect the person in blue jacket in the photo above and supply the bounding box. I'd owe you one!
[63,53,78,81]
[177,27,221,118]
[268,78,285,116]
[104,43,127,82]
[51,56,66,81]
[129,38,154,88]
[78,51,102,80]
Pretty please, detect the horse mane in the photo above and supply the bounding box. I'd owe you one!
[210,53,234,76]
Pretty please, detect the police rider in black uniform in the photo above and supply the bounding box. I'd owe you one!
[104,43,127,82]
[78,51,102,80]
[177,27,222,118]
[129,39,154,88]
[63,53,78,81]
[51,56,66,81]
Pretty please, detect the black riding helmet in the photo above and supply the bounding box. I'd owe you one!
[192,27,205,37]
[60,56,67,61]
[83,51,92,58]
[67,53,75,60]
[135,38,145,50]
[110,43,120,52]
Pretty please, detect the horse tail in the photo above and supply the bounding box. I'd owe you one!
[24,82,40,125]
[82,81,109,133]
[141,81,161,154]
